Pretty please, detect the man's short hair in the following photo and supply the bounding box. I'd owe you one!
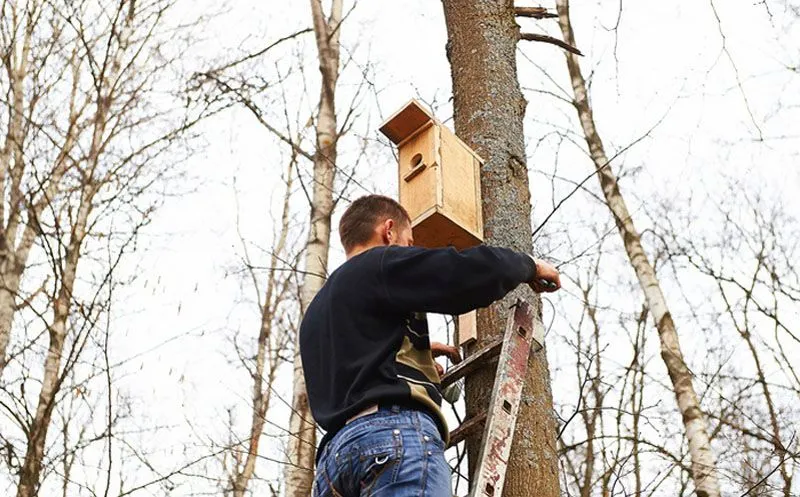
[339,195,411,252]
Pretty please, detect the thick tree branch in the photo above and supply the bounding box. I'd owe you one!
[515,6,558,19]
[520,32,583,56]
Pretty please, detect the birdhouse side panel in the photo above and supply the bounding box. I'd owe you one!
[439,126,483,243]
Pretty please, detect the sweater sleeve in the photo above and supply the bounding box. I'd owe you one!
[379,245,536,315]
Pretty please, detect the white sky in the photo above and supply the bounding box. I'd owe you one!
[8,0,796,495]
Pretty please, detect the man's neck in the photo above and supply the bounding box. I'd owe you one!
[346,241,384,260]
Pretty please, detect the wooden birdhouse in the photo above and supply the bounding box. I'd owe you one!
[379,100,484,250]
[380,100,484,347]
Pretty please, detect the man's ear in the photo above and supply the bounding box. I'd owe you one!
[381,218,395,245]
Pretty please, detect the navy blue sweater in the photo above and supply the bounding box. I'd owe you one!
[299,245,537,461]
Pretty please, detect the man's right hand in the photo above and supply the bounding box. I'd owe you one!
[530,259,561,293]
[431,342,462,364]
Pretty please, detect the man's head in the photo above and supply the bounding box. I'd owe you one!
[339,195,413,258]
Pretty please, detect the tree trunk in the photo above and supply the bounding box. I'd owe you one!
[16,6,126,486]
[440,1,561,496]
[16,185,94,497]
[554,2,722,495]
[0,274,22,373]
[578,276,604,497]
[0,3,32,376]
[0,1,93,380]
[283,1,342,495]
[230,159,295,497]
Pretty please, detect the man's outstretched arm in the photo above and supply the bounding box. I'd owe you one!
[379,245,559,315]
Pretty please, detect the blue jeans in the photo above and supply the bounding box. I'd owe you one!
[313,406,452,496]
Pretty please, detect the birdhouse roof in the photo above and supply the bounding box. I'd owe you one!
[379,99,435,144]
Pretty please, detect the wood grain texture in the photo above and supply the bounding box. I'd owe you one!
[384,100,485,250]
[458,311,478,346]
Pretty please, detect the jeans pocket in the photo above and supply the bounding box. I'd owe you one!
[314,446,349,497]
[358,436,403,495]
[314,464,344,497]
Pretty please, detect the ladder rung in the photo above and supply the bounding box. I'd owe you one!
[447,410,487,448]
[441,337,503,389]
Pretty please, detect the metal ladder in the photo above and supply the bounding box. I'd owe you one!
[441,299,543,497]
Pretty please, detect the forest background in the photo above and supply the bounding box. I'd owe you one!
[0,1,798,496]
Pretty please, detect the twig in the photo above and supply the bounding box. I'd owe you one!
[736,435,797,497]
[206,28,313,74]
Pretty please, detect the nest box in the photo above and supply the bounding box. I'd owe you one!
[379,100,484,250]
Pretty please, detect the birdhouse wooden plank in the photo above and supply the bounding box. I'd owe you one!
[379,99,484,251]
[458,312,477,348]
[380,100,484,347]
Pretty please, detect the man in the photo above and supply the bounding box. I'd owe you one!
[301,195,561,496]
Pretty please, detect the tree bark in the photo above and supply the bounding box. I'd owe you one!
[283,0,342,495]
[230,159,295,497]
[440,1,561,496]
[554,2,722,496]
[0,0,33,377]
[0,1,97,379]
[16,182,95,497]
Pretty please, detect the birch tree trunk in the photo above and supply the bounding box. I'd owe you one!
[15,14,122,486]
[16,183,95,497]
[0,0,30,375]
[0,0,60,378]
[283,0,342,494]
[440,2,561,496]
[0,0,105,380]
[229,159,295,497]
[554,2,722,495]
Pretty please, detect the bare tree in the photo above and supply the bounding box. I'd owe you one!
[225,152,300,497]
[0,0,77,379]
[284,1,344,494]
[654,180,800,496]
[191,1,371,491]
[554,1,722,495]
[551,227,661,497]
[0,0,205,495]
[439,1,561,495]
[560,251,610,497]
